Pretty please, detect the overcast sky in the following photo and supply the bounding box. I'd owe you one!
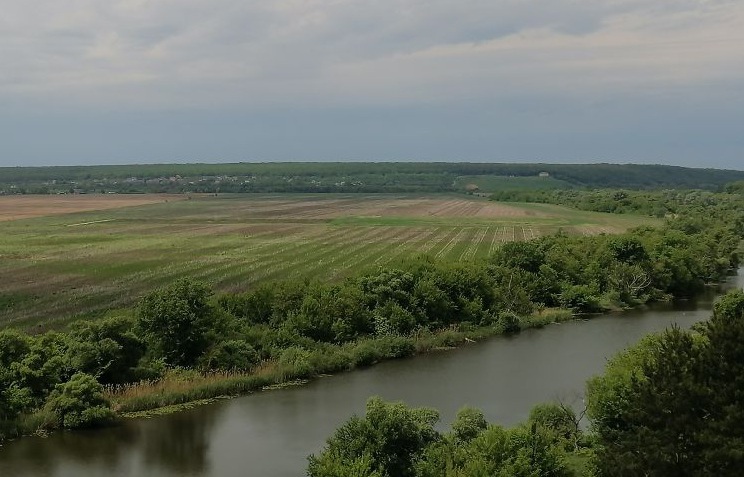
[2,0,743,168]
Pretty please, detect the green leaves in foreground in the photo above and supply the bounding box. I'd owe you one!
[587,290,744,476]
[308,398,573,477]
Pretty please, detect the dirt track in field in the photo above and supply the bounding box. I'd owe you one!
[0,194,185,221]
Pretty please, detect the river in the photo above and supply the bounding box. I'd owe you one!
[2,271,742,477]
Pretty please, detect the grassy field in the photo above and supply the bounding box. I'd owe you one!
[0,194,657,330]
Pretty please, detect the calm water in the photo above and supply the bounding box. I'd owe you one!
[2,272,742,477]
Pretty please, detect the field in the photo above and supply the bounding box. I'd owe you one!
[0,194,657,329]
[0,194,181,221]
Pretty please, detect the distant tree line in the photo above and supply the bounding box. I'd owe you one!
[491,186,744,223]
[2,162,744,195]
[0,212,739,439]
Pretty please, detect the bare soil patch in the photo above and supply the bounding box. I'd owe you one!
[0,194,183,221]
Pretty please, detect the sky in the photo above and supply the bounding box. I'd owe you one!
[1,0,743,169]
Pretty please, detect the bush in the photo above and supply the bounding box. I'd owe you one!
[204,340,260,371]
[137,279,216,367]
[497,311,521,333]
[44,373,116,429]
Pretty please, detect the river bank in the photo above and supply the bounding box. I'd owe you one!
[3,273,740,477]
[5,308,575,440]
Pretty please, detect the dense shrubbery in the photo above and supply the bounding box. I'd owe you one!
[586,290,744,476]
[308,397,581,477]
[310,290,744,476]
[44,372,116,429]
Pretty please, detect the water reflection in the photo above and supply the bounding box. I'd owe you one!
[0,399,222,477]
[141,405,222,476]
[0,423,140,476]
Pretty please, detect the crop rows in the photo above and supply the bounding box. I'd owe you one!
[0,194,645,328]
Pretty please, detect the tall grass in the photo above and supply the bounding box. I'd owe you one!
[106,310,577,417]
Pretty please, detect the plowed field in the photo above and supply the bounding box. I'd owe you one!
[0,194,656,329]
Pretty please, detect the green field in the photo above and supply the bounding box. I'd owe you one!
[0,194,657,329]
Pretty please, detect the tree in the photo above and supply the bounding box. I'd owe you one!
[700,291,744,474]
[67,316,147,384]
[44,372,116,429]
[588,328,708,476]
[451,407,488,442]
[204,340,259,371]
[308,397,439,477]
[528,402,583,451]
[138,279,216,367]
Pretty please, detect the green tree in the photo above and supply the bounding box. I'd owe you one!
[451,407,488,442]
[308,397,439,477]
[138,279,216,367]
[67,316,147,384]
[44,372,116,429]
[204,340,259,371]
[701,291,744,474]
[588,328,707,476]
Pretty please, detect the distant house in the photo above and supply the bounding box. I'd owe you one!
[538,172,550,178]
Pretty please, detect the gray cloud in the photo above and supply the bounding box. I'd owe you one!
[1,0,743,167]
[4,1,742,107]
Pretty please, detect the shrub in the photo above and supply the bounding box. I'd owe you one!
[44,373,116,429]
[204,340,260,372]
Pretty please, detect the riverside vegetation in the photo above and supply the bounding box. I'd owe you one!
[305,185,744,476]
[0,204,740,441]
[308,289,744,476]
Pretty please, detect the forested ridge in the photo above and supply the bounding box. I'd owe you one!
[2,162,744,194]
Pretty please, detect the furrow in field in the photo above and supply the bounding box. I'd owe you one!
[418,227,447,254]
[371,227,435,268]
[253,227,398,279]
[461,226,488,261]
[454,228,478,261]
[435,227,469,260]
[287,227,404,280]
[421,228,460,258]
[324,227,413,280]
[253,226,379,283]
[114,225,352,288]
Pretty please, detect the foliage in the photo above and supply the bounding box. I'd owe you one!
[451,407,488,442]
[67,316,147,384]
[310,398,572,477]
[3,162,744,195]
[203,340,260,372]
[308,397,439,477]
[528,403,582,451]
[587,290,744,476]
[44,372,116,429]
[137,279,217,367]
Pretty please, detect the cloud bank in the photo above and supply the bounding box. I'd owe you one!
[2,1,743,166]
